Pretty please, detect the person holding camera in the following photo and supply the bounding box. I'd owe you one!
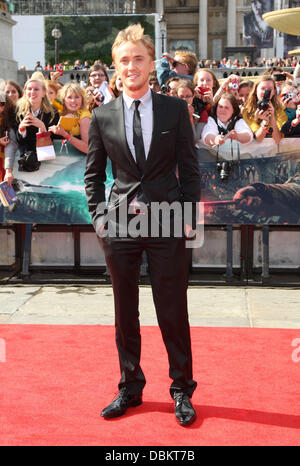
[201,93,253,148]
[281,105,300,137]
[242,75,287,144]
[213,74,240,104]
[176,79,208,146]
[279,82,299,122]
[193,68,220,112]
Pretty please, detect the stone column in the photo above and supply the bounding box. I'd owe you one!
[0,11,18,80]
[156,0,164,16]
[227,0,237,47]
[198,0,208,59]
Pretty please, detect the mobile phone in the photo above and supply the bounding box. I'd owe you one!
[197,86,210,95]
[274,74,286,82]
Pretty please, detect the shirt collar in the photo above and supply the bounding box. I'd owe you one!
[217,118,229,129]
[123,87,152,110]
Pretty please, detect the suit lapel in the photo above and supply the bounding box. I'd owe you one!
[144,91,164,173]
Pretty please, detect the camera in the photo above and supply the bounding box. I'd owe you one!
[257,89,271,112]
[274,73,286,82]
[217,160,233,182]
[229,82,239,91]
[161,84,170,94]
[197,86,210,95]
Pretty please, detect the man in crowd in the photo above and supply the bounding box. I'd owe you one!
[156,50,198,87]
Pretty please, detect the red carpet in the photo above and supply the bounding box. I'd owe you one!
[0,325,299,446]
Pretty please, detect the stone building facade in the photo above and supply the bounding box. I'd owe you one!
[8,0,300,62]
[0,3,18,80]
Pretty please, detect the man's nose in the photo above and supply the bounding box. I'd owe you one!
[127,60,135,70]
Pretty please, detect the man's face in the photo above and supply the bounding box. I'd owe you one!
[114,41,154,97]
[172,56,189,76]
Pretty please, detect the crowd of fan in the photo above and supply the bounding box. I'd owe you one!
[1,49,300,189]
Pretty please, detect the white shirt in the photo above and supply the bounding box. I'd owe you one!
[122,88,153,161]
[202,116,253,146]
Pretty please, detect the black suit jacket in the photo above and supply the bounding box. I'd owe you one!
[84,91,201,234]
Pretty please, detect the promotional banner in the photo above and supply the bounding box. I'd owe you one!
[0,138,299,226]
[243,0,274,49]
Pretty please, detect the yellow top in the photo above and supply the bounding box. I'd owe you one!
[52,99,64,115]
[70,109,91,137]
[242,106,288,135]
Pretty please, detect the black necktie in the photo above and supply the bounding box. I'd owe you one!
[133,100,146,174]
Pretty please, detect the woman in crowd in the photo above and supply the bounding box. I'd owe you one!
[16,77,59,172]
[0,79,23,106]
[242,75,287,144]
[193,68,219,109]
[164,76,180,96]
[238,80,254,109]
[109,71,123,97]
[176,79,208,146]
[279,81,299,122]
[281,105,300,137]
[0,91,18,184]
[45,80,63,115]
[87,63,109,90]
[202,93,253,147]
[49,82,91,154]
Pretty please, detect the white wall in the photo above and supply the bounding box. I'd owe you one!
[12,15,45,69]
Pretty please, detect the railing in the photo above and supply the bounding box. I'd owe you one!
[17,69,115,87]
[205,67,295,81]
[17,67,297,88]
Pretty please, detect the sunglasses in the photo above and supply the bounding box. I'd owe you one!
[171,60,184,68]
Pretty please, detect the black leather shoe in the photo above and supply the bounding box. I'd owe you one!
[101,388,142,419]
[173,391,197,426]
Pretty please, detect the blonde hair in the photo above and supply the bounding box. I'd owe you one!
[16,78,55,120]
[112,23,155,62]
[58,82,87,116]
[243,74,283,123]
[31,71,45,81]
[45,79,60,95]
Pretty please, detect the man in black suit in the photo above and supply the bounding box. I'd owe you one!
[84,24,200,426]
